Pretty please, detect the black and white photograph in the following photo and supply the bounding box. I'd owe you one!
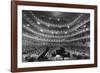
[22,10,90,62]
[17,5,95,68]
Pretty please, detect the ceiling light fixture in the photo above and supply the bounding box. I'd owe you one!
[55,32,58,34]
[40,29,43,32]
[67,25,70,28]
[27,24,30,27]
[37,21,40,25]
[65,31,68,34]
[84,25,86,28]
[51,32,54,34]
[57,18,60,21]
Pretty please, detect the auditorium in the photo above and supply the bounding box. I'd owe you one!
[22,10,90,62]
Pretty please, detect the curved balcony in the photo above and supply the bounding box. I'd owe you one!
[23,14,90,38]
[23,32,90,42]
[31,12,83,28]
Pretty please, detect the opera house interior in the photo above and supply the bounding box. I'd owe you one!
[22,10,90,62]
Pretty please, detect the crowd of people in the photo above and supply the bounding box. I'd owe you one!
[22,47,90,62]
